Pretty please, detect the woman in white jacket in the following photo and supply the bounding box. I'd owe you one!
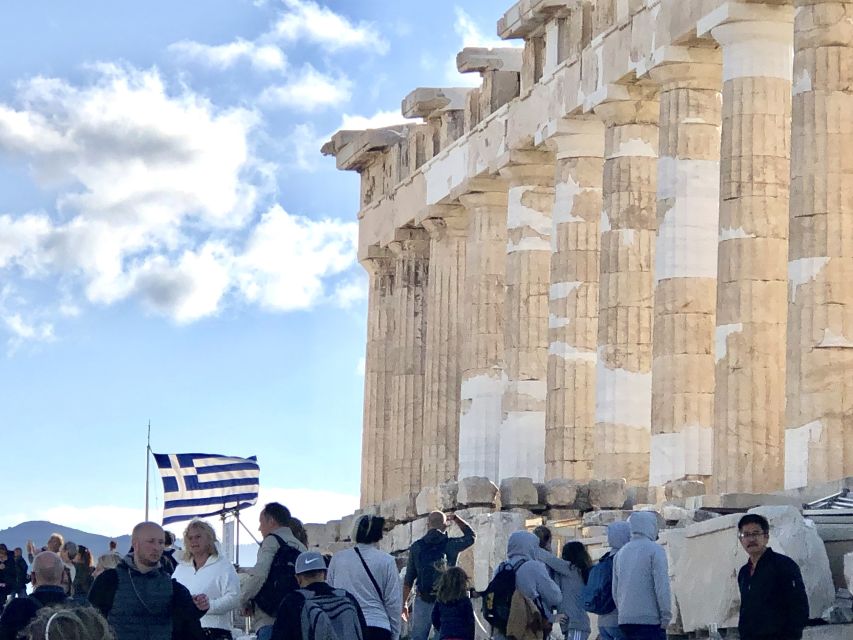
[327,515,402,640]
[172,520,240,640]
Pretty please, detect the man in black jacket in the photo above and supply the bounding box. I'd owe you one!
[89,521,207,640]
[736,513,809,640]
[12,549,29,598]
[0,551,68,640]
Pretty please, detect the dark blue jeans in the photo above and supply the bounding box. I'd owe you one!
[619,624,666,640]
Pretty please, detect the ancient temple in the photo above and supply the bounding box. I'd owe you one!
[322,0,853,508]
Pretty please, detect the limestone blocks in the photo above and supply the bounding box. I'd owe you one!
[846,552,853,595]
[499,477,541,509]
[457,476,500,507]
[415,481,459,516]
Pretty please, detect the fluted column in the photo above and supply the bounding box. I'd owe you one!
[545,119,605,481]
[702,6,793,492]
[785,0,853,488]
[648,56,722,487]
[387,229,430,498]
[499,154,555,481]
[360,249,396,507]
[458,190,508,482]
[421,211,467,487]
[592,87,659,485]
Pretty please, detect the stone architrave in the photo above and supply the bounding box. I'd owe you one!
[498,152,555,482]
[591,86,660,485]
[785,0,853,488]
[545,118,605,482]
[458,189,508,482]
[421,209,467,488]
[359,248,397,507]
[699,5,794,493]
[387,228,430,499]
[648,52,723,487]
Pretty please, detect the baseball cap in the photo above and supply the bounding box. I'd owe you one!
[295,551,326,574]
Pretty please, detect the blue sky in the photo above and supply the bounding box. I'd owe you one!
[0,0,509,536]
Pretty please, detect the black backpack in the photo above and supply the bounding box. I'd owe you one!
[413,540,449,602]
[480,559,524,633]
[253,534,302,615]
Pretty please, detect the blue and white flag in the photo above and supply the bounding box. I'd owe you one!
[153,453,260,525]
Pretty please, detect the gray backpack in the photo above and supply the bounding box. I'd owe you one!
[298,588,364,640]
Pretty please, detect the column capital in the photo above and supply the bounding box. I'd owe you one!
[360,245,396,275]
[388,227,431,257]
[643,47,723,91]
[497,149,556,187]
[423,214,467,240]
[591,84,660,127]
[458,189,509,211]
[536,116,605,159]
[698,2,794,39]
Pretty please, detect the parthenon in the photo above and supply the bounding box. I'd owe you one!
[322,0,853,508]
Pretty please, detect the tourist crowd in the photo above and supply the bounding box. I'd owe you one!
[0,504,809,640]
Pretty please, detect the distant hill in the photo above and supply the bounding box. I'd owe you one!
[0,521,132,560]
[0,520,260,567]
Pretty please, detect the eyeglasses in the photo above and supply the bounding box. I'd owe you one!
[738,531,767,540]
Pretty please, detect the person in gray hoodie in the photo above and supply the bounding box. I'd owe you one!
[597,522,631,640]
[612,512,671,640]
[534,541,592,640]
[493,531,562,640]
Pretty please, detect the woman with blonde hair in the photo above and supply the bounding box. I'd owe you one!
[172,520,239,640]
[23,605,115,640]
[92,554,118,578]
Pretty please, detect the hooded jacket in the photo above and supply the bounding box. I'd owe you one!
[496,532,561,622]
[404,523,475,602]
[597,521,630,629]
[612,512,671,628]
[533,547,589,633]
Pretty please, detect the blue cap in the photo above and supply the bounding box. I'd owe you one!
[295,551,326,574]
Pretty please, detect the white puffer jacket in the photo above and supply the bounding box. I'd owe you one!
[173,551,241,630]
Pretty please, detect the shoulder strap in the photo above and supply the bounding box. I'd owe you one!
[353,547,383,600]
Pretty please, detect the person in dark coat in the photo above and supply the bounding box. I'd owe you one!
[89,521,207,640]
[0,551,69,640]
[736,514,809,640]
[13,549,29,598]
[431,567,474,640]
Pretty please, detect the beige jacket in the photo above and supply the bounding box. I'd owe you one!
[506,590,548,640]
[239,526,307,630]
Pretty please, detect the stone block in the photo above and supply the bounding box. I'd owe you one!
[457,476,499,507]
[410,516,428,543]
[582,510,632,526]
[674,507,835,633]
[389,522,412,554]
[544,478,579,507]
[325,520,341,543]
[588,479,628,509]
[846,552,853,594]
[665,480,706,501]
[467,511,528,591]
[627,484,666,507]
[544,508,581,522]
[339,513,357,541]
[500,477,540,508]
[581,525,607,538]
[415,482,458,515]
[304,523,325,549]
[658,529,688,634]
[380,493,417,523]
[662,505,688,522]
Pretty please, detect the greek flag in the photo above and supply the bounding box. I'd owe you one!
[153,453,260,525]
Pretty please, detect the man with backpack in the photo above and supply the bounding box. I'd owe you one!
[403,511,476,640]
[581,521,630,640]
[0,551,68,640]
[271,551,367,640]
[612,512,671,640]
[241,502,308,640]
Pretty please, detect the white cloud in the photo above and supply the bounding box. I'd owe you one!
[339,110,412,130]
[355,356,365,377]
[0,64,361,329]
[271,0,388,54]
[169,39,286,71]
[260,65,352,111]
[446,8,521,86]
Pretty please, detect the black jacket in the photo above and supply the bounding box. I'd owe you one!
[737,547,809,640]
[0,556,15,598]
[271,582,367,640]
[14,557,29,591]
[404,525,476,602]
[431,597,475,640]
[0,585,68,640]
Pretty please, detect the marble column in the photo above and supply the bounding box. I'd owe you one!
[701,7,793,493]
[545,119,605,482]
[592,87,659,485]
[388,228,430,498]
[359,248,396,507]
[648,56,722,487]
[458,190,508,482]
[421,210,467,488]
[785,0,853,488]
[499,153,555,482]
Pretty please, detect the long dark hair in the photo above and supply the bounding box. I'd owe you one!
[561,541,593,583]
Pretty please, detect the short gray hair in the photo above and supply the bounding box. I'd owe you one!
[62,541,78,561]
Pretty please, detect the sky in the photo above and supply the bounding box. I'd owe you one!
[0,0,513,538]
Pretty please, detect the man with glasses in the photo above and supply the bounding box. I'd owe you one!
[736,514,809,640]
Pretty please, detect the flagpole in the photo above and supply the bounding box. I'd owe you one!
[144,420,151,521]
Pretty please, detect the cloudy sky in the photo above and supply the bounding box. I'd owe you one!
[0,0,509,537]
